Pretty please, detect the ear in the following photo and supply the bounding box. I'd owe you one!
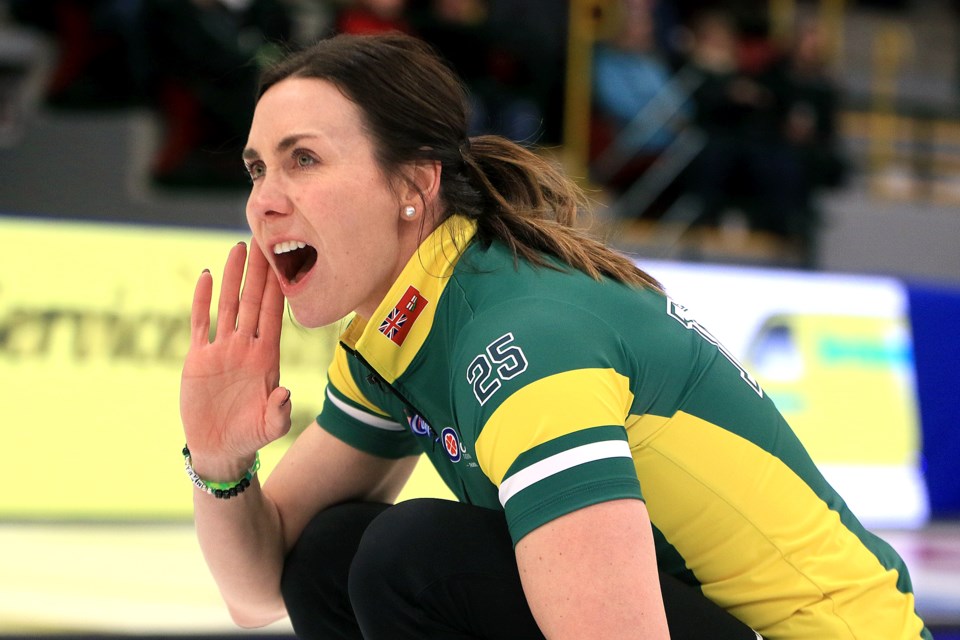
[399,158,442,212]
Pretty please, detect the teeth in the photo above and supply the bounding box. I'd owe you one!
[273,240,307,254]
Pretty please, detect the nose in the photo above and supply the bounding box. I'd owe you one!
[246,172,292,222]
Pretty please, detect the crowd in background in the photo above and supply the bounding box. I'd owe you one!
[590,0,848,267]
[4,0,848,266]
[3,0,569,187]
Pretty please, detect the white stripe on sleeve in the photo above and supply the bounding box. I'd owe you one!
[498,439,633,507]
[325,388,405,431]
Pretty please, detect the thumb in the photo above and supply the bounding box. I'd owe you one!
[264,386,293,442]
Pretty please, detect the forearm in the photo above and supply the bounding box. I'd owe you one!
[191,459,288,627]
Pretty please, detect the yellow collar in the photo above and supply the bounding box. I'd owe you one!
[341,214,477,383]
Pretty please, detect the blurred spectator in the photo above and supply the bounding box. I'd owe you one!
[411,0,541,142]
[682,9,810,254]
[646,0,686,70]
[141,0,293,188]
[9,0,142,108]
[589,0,684,196]
[410,0,494,135]
[767,15,848,264]
[411,0,487,82]
[334,0,413,35]
[484,0,567,144]
[9,0,293,189]
[780,18,847,189]
[732,1,780,77]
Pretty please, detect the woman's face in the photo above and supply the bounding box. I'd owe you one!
[244,77,420,328]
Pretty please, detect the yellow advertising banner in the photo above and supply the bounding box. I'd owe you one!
[0,216,448,520]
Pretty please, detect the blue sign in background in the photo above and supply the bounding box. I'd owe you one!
[908,281,960,519]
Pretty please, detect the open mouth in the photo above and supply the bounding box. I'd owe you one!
[273,241,318,285]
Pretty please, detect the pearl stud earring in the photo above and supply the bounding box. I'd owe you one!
[403,205,416,218]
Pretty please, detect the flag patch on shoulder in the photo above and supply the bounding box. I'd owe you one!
[378,286,428,346]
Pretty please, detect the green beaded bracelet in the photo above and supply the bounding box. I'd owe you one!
[182,446,260,499]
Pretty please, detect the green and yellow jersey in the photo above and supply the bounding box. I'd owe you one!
[318,215,931,640]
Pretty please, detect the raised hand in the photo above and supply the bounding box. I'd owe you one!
[180,240,291,474]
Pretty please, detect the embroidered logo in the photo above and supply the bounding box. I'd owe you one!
[378,285,428,346]
[440,427,462,463]
[407,413,432,437]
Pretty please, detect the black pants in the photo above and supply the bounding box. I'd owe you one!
[281,499,758,639]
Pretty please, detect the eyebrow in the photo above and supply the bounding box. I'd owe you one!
[242,133,320,161]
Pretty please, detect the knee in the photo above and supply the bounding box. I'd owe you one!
[347,499,446,605]
[349,499,437,574]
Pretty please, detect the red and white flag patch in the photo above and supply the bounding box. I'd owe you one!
[377,285,428,346]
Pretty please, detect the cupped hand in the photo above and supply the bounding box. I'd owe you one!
[180,240,292,470]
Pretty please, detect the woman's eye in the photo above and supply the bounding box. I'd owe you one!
[246,163,265,180]
[295,151,316,168]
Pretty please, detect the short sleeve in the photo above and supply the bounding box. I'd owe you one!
[318,344,421,459]
[453,299,644,543]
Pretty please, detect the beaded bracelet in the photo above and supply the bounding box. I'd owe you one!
[182,446,260,499]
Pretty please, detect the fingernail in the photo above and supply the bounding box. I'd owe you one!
[202,268,210,274]
[280,389,291,408]
[237,241,247,247]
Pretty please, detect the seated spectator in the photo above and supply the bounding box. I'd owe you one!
[141,0,293,189]
[734,2,781,78]
[9,0,293,189]
[414,0,542,142]
[9,0,141,108]
[483,0,568,144]
[765,15,848,266]
[590,0,684,195]
[683,9,808,250]
[780,16,847,191]
[411,0,495,136]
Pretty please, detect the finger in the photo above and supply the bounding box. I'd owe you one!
[216,242,247,336]
[263,386,293,443]
[190,269,213,347]
[237,238,268,337]
[257,248,285,345]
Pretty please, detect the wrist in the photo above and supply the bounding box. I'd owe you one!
[183,446,260,499]
[184,448,257,483]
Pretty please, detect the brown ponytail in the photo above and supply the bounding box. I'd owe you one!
[456,135,662,290]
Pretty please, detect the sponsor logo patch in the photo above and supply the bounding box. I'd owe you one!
[440,427,462,463]
[407,413,432,437]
